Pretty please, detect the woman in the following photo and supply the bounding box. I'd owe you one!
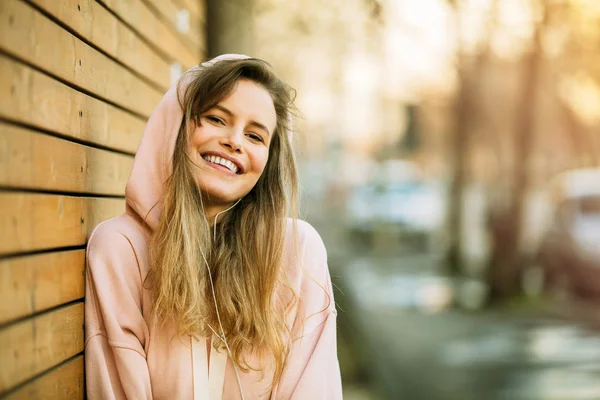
[84,54,342,399]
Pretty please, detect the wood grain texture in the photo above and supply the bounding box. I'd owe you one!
[142,0,204,49]
[3,355,84,400]
[0,250,85,325]
[0,123,133,195]
[0,55,145,154]
[0,0,162,118]
[174,0,205,22]
[29,0,171,90]
[0,193,124,256]
[98,0,202,69]
[0,304,84,394]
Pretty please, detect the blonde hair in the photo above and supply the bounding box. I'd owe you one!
[145,58,299,386]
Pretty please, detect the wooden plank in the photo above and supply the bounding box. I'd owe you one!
[0,55,145,154]
[29,0,171,90]
[0,0,162,118]
[0,193,124,256]
[0,123,133,195]
[3,355,84,400]
[0,304,84,394]
[0,250,85,325]
[174,0,205,22]
[98,0,202,69]
[142,0,204,50]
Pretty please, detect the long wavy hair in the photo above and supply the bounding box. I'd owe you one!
[146,58,299,385]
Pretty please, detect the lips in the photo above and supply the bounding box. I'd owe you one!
[201,152,244,174]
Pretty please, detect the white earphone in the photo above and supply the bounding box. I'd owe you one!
[198,197,245,399]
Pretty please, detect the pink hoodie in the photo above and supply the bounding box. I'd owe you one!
[84,55,342,399]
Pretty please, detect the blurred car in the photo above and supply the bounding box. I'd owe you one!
[537,169,600,300]
[346,181,447,232]
[345,258,456,313]
[344,160,447,252]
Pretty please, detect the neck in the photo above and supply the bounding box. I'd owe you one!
[204,199,242,226]
[205,205,229,225]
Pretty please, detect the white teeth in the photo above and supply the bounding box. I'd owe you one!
[202,155,239,173]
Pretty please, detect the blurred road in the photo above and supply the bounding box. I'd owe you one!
[334,254,600,400]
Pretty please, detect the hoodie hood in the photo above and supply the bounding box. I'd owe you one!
[124,54,252,231]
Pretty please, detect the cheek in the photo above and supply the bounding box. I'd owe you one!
[250,150,270,176]
[190,124,214,147]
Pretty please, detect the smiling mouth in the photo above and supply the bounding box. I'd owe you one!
[201,154,240,174]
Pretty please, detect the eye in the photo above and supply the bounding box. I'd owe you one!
[246,132,264,143]
[205,115,225,125]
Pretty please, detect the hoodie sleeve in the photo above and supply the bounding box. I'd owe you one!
[85,222,152,400]
[274,221,343,399]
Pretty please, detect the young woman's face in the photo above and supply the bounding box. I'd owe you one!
[189,79,277,207]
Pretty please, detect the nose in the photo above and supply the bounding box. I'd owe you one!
[220,125,244,153]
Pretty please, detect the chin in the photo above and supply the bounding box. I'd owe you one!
[199,183,246,205]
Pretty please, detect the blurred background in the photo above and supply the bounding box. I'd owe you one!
[226,0,600,399]
[2,0,600,399]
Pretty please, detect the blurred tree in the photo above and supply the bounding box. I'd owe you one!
[399,104,421,154]
[206,0,255,56]
[486,0,547,302]
[445,0,498,276]
[557,0,600,166]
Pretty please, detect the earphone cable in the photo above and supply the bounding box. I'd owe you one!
[197,198,245,399]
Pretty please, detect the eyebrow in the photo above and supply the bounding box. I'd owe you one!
[213,104,271,136]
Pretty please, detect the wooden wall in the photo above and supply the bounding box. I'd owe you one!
[0,0,205,397]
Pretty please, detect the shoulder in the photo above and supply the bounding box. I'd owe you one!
[87,215,148,281]
[283,218,331,294]
[285,218,327,257]
[88,216,134,254]
[85,217,149,344]
[283,219,336,334]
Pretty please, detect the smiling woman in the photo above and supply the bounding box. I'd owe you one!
[84,55,342,400]
[188,78,276,210]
